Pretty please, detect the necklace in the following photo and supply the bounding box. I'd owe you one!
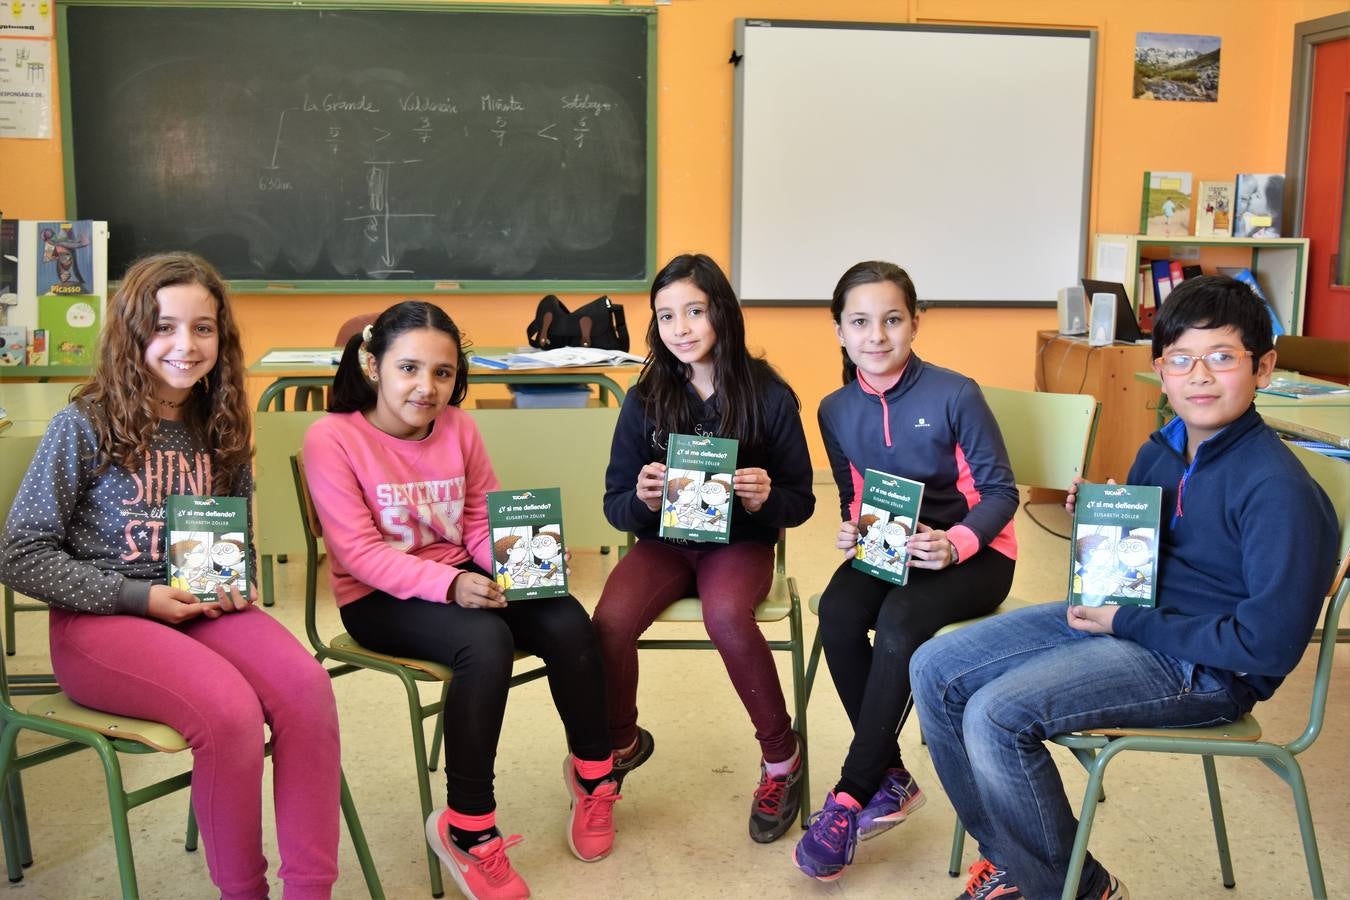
[157,397,185,409]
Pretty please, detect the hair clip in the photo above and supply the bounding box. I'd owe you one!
[362,323,374,342]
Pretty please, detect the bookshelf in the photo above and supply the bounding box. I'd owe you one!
[1091,234,1310,335]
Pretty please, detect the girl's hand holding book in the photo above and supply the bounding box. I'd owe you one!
[837,520,861,557]
[636,461,666,512]
[450,572,508,609]
[732,467,771,513]
[212,582,257,614]
[147,584,216,624]
[907,522,957,571]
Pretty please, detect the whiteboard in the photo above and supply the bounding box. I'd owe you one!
[732,20,1095,305]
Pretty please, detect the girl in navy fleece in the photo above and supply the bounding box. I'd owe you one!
[592,253,815,844]
[795,261,1019,882]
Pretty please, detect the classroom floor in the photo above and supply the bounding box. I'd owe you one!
[3,477,1346,899]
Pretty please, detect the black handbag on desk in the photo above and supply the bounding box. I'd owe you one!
[527,295,629,352]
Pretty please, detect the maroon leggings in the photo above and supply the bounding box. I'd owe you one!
[591,538,795,762]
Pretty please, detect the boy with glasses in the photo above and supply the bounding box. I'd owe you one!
[910,275,1338,900]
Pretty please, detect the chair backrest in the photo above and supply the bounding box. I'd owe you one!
[292,449,324,540]
[979,385,1100,490]
[0,433,44,710]
[334,313,381,349]
[1284,443,1350,755]
[1274,334,1350,381]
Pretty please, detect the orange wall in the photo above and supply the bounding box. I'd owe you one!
[1,0,1343,465]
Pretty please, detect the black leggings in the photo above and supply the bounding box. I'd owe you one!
[340,564,610,815]
[818,550,1014,800]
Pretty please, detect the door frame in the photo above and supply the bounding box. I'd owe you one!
[1285,11,1350,235]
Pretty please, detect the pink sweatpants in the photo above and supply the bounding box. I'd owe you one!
[48,606,340,900]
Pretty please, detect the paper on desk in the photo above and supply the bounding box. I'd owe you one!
[259,350,341,366]
[499,347,645,368]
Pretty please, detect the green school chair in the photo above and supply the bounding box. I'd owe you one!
[0,432,53,669]
[802,386,1101,709]
[0,618,384,899]
[1028,443,1350,900]
[630,533,812,829]
[290,405,624,896]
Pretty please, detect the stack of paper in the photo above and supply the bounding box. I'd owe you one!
[472,348,645,369]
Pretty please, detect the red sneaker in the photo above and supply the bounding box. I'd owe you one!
[425,808,530,900]
[563,755,621,862]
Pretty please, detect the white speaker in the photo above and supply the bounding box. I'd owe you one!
[1057,286,1086,335]
[1088,292,1116,346]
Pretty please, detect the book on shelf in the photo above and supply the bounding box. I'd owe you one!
[26,329,46,366]
[1258,377,1350,399]
[1194,180,1233,236]
[1139,171,1192,236]
[1150,258,1176,305]
[1234,174,1284,238]
[165,495,250,601]
[37,294,100,365]
[1230,268,1285,336]
[0,221,108,333]
[0,325,25,366]
[1068,483,1162,608]
[852,468,925,587]
[659,433,738,543]
[487,487,568,600]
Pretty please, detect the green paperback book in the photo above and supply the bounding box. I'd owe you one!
[852,468,925,587]
[659,433,738,543]
[487,487,568,601]
[1069,483,1162,608]
[165,495,250,601]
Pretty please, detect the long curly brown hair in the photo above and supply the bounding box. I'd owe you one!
[73,252,252,491]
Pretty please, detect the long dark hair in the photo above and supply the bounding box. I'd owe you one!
[74,252,252,491]
[329,300,470,413]
[829,261,919,385]
[636,253,795,449]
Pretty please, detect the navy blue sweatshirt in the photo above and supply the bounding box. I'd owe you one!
[817,355,1018,564]
[602,374,815,548]
[1112,405,1338,703]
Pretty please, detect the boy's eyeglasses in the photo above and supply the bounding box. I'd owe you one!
[1153,350,1254,376]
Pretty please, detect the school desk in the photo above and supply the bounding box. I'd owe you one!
[248,347,635,411]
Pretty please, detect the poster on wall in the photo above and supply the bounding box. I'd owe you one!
[0,38,51,137]
[0,2,53,39]
[1133,33,1220,102]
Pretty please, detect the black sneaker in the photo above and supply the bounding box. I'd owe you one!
[611,726,654,789]
[748,732,804,844]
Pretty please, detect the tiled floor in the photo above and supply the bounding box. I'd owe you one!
[3,478,1346,898]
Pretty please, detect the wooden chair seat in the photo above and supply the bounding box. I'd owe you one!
[656,573,794,624]
[25,693,190,753]
[328,633,534,683]
[1059,714,1262,743]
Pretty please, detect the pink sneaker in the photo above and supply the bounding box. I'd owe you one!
[563,755,621,862]
[425,808,530,900]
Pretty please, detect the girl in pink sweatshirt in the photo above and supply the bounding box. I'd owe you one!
[302,301,617,900]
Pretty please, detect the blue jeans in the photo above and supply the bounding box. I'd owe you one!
[909,602,1246,900]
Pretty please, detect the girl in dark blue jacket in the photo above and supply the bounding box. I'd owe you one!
[795,260,1019,882]
[592,253,815,844]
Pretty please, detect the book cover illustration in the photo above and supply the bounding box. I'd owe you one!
[852,468,925,588]
[0,325,26,366]
[1258,377,1350,399]
[1139,171,1192,236]
[659,433,738,543]
[165,495,250,601]
[487,487,568,601]
[1068,484,1162,608]
[37,293,99,365]
[36,221,93,294]
[1194,180,1233,236]
[25,328,45,365]
[1233,174,1284,237]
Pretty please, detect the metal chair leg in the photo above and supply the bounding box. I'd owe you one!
[1200,755,1235,887]
[185,796,199,852]
[427,685,448,773]
[340,770,385,899]
[948,817,966,877]
[788,586,810,829]
[91,739,140,900]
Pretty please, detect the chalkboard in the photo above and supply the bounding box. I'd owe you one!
[59,4,655,291]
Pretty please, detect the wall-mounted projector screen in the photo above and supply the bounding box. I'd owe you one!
[732,20,1096,306]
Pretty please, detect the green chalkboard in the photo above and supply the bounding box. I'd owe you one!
[58,3,655,292]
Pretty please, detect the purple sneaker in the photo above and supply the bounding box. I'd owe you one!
[858,767,926,840]
[792,792,861,882]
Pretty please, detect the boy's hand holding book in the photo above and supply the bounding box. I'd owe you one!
[1067,603,1119,635]
[732,467,771,513]
[1064,476,1117,515]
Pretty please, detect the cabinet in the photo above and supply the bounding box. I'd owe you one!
[1092,234,1310,335]
[1035,331,1157,484]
